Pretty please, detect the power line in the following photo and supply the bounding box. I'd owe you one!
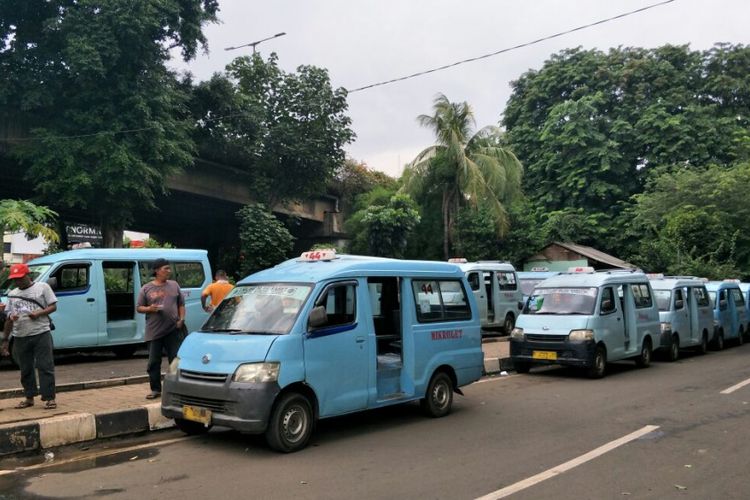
[346,0,677,93]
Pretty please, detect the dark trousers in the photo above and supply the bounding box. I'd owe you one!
[147,328,181,392]
[12,331,56,401]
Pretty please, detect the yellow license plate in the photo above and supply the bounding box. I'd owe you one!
[532,350,558,360]
[183,404,212,425]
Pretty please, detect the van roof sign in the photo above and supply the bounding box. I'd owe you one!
[448,258,468,263]
[568,266,595,273]
[298,249,337,262]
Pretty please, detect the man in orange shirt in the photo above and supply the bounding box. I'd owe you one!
[201,270,234,312]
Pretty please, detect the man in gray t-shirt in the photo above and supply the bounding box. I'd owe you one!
[137,258,185,399]
[1,263,58,409]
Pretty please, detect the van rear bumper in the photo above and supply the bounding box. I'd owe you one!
[161,375,280,434]
[510,339,596,367]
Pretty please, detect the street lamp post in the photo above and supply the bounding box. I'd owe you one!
[224,32,287,53]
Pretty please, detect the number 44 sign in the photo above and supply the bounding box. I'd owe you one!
[299,249,337,262]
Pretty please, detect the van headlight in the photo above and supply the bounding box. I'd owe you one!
[569,329,594,342]
[510,327,524,340]
[660,322,672,334]
[168,356,180,375]
[232,362,280,383]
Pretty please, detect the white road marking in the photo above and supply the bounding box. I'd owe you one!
[475,374,517,384]
[474,425,660,500]
[720,376,750,394]
[0,435,192,476]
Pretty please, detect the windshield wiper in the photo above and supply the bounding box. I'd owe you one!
[201,327,243,333]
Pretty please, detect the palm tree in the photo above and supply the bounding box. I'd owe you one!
[402,94,523,259]
[0,199,59,245]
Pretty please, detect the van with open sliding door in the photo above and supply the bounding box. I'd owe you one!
[647,275,713,360]
[162,251,483,452]
[452,260,523,334]
[0,249,211,356]
[510,268,660,378]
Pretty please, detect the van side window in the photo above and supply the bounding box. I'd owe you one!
[51,263,90,292]
[600,287,616,314]
[173,262,205,288]
[719,290,728,310]
[673,289,684,310]
[632,283,653,309]
[731,288,744,307]
[317,282,356,327]
[694,287,710,307]
[412,279,471,322]
[467,272,480,291]
[497,272,517,291]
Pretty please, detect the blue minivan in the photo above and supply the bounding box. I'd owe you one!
[510,269,660,378]
[0,249,211,356]
[162,251,484,452]
[705,280,749,349]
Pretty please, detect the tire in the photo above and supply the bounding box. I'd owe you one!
[712,331,725,351]
[174,417,212,435]
[265,393,314,453]
[514,360,531,374]
[696,333,708,355]
[503,314,515,336]
[668,334,679,362]
[586,345,607,379]
[420,371,454,418]
[738,327,745,346]
[635,338,652,368]
[112,345,137,359]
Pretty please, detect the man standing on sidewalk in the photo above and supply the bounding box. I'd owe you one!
[0,263,58,409]
[136,258,185,400]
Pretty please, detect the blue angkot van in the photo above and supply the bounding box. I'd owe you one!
[510,269,660,378]
[0,249,211,356]
[453,260,523,334]
[647,275,714,360]
[705,280,749,349]
[161,251,483,452]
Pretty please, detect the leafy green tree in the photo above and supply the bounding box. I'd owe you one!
[0,199,59,243]
[360,194,420,258]
[345,186,397,255]
[236,204,294,276]
[402,94,523,259]
[328,159,398,214]
[0,0,219,247]
[452,205,498,261]
[190,53,354,207]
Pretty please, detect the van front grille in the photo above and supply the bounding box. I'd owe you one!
[173,394,235,414]
[526,334,568,343]
[180,369,229,383]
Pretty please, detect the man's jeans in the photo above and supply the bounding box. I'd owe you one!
[147,328,181,393]
[12,331,56,401]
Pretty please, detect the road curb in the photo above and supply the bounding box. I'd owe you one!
[0,403,175,457]
[0,375,152,400]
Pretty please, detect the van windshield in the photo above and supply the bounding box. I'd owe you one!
[201,283,312,335]
[525,287,598,315]
[0,264,51,296]
[653,290,672,311]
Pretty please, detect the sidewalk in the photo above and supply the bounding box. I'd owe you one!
[0,339,510,458]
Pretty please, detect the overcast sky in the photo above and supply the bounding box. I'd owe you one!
[169,0,750,177]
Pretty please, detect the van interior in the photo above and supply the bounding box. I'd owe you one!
[103,261,138,344]
[368,277,403,399]
[483,272,495,321]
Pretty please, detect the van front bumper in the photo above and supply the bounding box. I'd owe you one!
[510,338,596,367]
[161,374,280,434]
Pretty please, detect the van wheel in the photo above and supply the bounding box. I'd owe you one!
[712,331,725,351]
[635,339,652,368]
[696,333,708,355]
[514,361,531,374]
[174,417,211,435]
[420,371,453,418]
[503,314,515,335]
[265,393,313,453]
[668,335,679,362]
[738,327,745,346]
[586,345,607,379]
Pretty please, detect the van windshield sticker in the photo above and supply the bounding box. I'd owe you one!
[536,288,597,297]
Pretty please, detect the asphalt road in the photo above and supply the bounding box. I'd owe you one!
[3,345,750,499]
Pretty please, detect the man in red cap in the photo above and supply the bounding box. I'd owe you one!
[1,263,58,409]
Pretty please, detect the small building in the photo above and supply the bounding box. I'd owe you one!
[523,242,635,272]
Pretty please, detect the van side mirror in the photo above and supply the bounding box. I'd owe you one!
[674,299,684,310]
[600,299,614,314]
[308,305,328,329]
[46,277,58,290]
[517,301,524,311]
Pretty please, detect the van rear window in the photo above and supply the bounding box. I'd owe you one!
[412,279,471,323]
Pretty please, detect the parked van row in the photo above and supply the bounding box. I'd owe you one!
[509,268,750,378]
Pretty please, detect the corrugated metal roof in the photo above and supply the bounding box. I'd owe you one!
[550,242,635,269]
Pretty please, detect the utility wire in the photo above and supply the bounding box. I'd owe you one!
[347,0,677,93]
[0,0,677,143]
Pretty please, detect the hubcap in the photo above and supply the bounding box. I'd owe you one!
[282,405,307,443]
[433,381,449,408]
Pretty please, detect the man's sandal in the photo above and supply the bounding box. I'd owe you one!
[44,400,57,410]
[14,400,34,409]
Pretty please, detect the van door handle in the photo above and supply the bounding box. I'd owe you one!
[356,336,366,343]
[87,298,95,302]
